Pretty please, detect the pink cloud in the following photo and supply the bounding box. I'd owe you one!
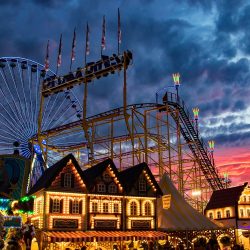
[214,147,250,186]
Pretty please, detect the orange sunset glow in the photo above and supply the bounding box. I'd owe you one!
[215,147,250,186]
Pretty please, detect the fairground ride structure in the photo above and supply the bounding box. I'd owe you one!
[0,52,225,212]
[36,51,224,211]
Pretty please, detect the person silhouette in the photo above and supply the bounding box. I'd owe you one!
[22,219,35,250]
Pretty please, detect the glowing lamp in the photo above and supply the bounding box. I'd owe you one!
[192,107,199,120]
[172,73,180,86]
[208,140,215,151]
[191,189,201,196]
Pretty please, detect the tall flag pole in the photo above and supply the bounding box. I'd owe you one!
[70,28,76,72]
[85,22,90,66]
[44,40,49,72]
[101,15,106,56]
[118,8,122,55]
[56,34,62,75]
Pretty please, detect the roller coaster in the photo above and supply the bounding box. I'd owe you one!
[36,51,224,211]
[0,51,225,212]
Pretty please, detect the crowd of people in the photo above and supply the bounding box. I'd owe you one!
[0,217,37,250]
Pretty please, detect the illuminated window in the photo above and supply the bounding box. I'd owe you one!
[130,201,137,216]
[92,202,98,213]
[52,199,60,213]
[217,211,221,219]
[247,209,250,217]
[97,183,106,193]
[226,210,230,218]
[240,209,244,217]
[145,202,151,216]
[114,203,119,213]
[108,183,117,193]
[64,173,72,187]
[209,213,213,219]
[72,200,79,214]
[139,178,146,192]
[103,203,109,213]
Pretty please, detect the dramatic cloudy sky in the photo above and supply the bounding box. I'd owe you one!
[0,0,249,186]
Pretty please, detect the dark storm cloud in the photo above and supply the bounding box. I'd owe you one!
[31,0,68,8]
[213,131,250,147]
[0,0,250,148]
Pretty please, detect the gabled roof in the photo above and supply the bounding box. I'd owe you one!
[205,182,248,211]
[82,158,121,191]
[28,154,84,195]
[118,162,163,196]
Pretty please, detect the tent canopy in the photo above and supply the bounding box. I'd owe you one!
[157,173,220,231]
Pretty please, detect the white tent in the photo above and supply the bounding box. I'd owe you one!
[157,173,219,231]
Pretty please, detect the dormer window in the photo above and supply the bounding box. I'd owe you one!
[64,173,72,187]
[209,213,213,219]
[97,183,106,193]
[108,183,117,193]
[103,171,112,182]
[139,177,146,192]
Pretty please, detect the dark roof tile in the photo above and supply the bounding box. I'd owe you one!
[205,183,248,211]
[118,162,163,196]
[28,154,84,195]
[82,158,120,190]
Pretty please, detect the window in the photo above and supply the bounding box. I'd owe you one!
[108,183,117,193]
[92,202,98,213]
[114,203,119,213]
[97,183,106,193]
[209,213,213,219]
[130,201,137,216]
[103,203,109,213]
[248,196,250,202]
[72,200,79,214]
[226,210,230,218]
[240,209,244,217]
[52,199,60,213]
[217,211,221,219]
[247,209,250,217]
[243,196,247,202]
[145,202,151,216]
[103,171,112,182]
[139,178,146,192]
[64,173,72,187]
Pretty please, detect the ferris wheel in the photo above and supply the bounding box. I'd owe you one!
[0,57,83,183]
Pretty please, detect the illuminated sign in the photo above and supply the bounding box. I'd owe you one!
[53,219,78,229]
[162,194,171,209]
[3,216,22,228]
[131,220,151,229]
[94,220,117,229]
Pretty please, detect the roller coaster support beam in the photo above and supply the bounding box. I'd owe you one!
[123,51,137,163]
